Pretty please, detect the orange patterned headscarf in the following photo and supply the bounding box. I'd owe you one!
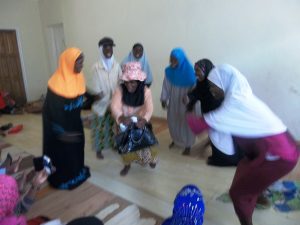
[48,47,86,99]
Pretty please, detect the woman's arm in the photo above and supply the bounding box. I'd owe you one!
[136,88,153,128]
[15,170,48,214]
[142,88,153,122]
[110,87,123,124]
[186,113,209,135]
[160,77,170,109]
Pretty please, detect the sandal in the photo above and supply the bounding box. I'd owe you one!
[96,151,104,159]
[149,162,156,169]
[168,142,175,149]
[120,165,131,176]
[0,123,13,131]
[182,147,191,156]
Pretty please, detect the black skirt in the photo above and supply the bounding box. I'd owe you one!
[42,89,90,190]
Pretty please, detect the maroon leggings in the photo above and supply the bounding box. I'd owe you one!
[229,137,298,222]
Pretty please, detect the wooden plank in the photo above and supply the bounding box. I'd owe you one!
[26,181,163,224]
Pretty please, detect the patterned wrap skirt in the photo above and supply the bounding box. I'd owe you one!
[91,111,115,152]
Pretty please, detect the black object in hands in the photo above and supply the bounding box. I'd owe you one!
[115,122,158,154]
[33,155,55,175]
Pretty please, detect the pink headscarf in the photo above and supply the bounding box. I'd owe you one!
[0,175,26,225]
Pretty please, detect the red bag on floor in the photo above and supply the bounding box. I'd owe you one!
[27,216,50,225]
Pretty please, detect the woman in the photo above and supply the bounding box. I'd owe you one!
[187,59,243,166]
[111,62,158,176]
[89,37,122,159]
[161,48,196,155]
[0,171,48,225]
[162,184,205,225]
[187,63,299,225]
[0,174,26,225]
[121,43,153,87]
[43,47,90,190]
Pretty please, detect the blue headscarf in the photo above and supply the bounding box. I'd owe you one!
[165,48,196,87]
[163,184,205,225]
[121,43,153,85]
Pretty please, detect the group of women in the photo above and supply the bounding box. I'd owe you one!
[40,38,299,225]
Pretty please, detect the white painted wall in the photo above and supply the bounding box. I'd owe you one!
[0,0,49,101]
[39,0,300,138]
[38,0,64,74]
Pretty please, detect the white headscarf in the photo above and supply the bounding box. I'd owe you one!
[203,64,286,138]
[99,46,114,72]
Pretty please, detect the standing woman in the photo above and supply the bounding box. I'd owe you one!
[89,37,122,159]
[111,62,158,176]
[43,47,90,190]
[121,43,153,87]
[161,48,196,155]
[187,63,299,225]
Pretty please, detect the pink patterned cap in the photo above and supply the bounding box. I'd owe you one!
[121,62,146,82]
[0,175,19,219]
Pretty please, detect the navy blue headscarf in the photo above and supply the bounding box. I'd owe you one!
[165,48,196,87]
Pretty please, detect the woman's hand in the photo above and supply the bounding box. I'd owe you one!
[119,116,131,126]
[94,91,104,101]
[161,101,167,109]
[31,169,48,188]
[186,102,194,112]
[136,118,147,129]
[182,95,189,105]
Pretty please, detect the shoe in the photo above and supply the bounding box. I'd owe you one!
[120,165,131,176]
[0,123,13,131]
[96,152,104,159]
[206,156,237,167]
[149,162,156,168]
[8,124,23,134]
[182,147,191,155]
[168,142,175,149]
